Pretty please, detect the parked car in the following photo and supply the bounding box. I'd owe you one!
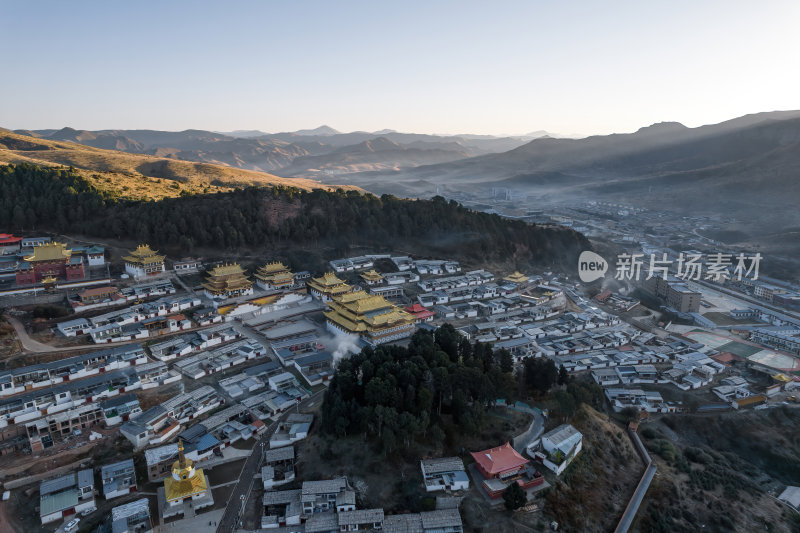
[81,506,96,517]
[65,518,80,532]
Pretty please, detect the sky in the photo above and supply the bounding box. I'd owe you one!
[3,1,800,136]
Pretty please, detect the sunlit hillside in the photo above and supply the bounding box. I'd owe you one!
[0,129,358,200]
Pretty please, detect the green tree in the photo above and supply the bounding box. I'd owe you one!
[558,364,570,385]
[498,349,514,374]
[503,481,527,510]
[523,358,558,394]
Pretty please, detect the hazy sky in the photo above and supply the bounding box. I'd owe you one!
[3,1,799,136]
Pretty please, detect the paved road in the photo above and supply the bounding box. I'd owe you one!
[3,313,219,354]
[4,314,66,353]
[512,408,545,454]
[216,390,325,533]
[614,463,657,533]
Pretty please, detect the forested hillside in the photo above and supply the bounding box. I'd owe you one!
[1,163,588,268]
[320,326,517,452]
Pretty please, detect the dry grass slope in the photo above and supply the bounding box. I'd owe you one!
[0,130,359,200]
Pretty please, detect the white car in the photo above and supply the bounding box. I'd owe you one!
[81,506,96,517]
[64,518,80,531]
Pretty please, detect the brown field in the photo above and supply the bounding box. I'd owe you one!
[0,130,360,200]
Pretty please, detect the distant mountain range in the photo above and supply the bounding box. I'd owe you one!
[11,112,800,231]
[330,111,800,224]
[13,126,558,177]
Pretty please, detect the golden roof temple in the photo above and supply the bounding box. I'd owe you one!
[255,261,295,289]
[23,242,72,263]
[324,290,415,343]
[503,271,530,284]
[202,263,253,297]
[164,440,210,503]
[122,244,165,267]
[359,269,384,284]
[307,272,352,301]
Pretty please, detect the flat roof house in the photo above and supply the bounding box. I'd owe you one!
[420,457,469,492]
[533,424,583,475]
[39,469,95,524]
[111,498,153,533]
[101,458,137,500]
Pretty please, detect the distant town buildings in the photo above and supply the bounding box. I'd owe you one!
[642,273,701,313]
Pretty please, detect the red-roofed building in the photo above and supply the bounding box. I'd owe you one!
[405,304,435,323]
[471,442,529,479]
[470,442,544,498]
[711,352,745,366]
[0,233,23,254]
[595,290,612,302]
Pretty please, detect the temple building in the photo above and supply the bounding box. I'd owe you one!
[503,271,530,285]
[123,244,165,279]
[306,272,352,302]
[161,440,213,518]
[470,442,544,499]
[202,263,253,299]
[0,233,22,255]
[255,261,295,291]
[359,269,384,286]
[15,242,85,285]
[324,290,415,344]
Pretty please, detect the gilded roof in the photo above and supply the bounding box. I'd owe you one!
[325,289,414,333]
[256,261,289,275]
[202,263,253,293]
[208,263,247,276]
[164,467,209,502]
[310,271,346,287]
[122,244,165,264]
[24,242,71,262]
[360,269,384,281]
[503,271,529,283]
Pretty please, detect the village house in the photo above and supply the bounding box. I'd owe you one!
[420,457,469,492]
[120,386,222,448]
[530,424,583,475]
[270,413,313,448]
[262,445,296,489]
[101,394,142,426]
[101,458,138,499]
[0,344,146,397]
[0,369,142,432]
[110,498,153,533]
[39,469,95,524]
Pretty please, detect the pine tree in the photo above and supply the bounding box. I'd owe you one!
[503,481,527,510]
